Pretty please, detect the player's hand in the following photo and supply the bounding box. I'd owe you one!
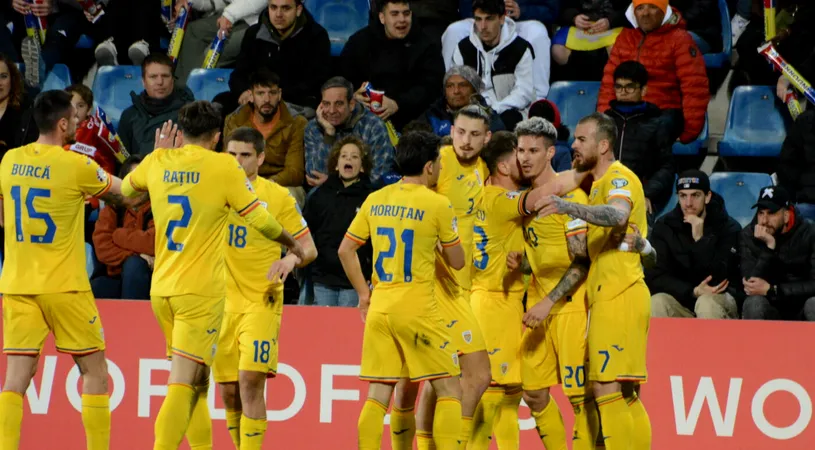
[777,76,792,101]
[140,254,155,270]
[535,195,569,219]
[315,103,336,136]
[743,277,771,296]
[358,291,371,323]
[306,170,328,187]
[693,275,729,298]
[754,225,777,250]
[12,0,30,15]
[238,89,253,106]
[506,251,523,272]
[375,96,399,120]
[154,120,180,150]
[286,240,306,265]
[620,223,646,253]
[683,214,705,242]
[217,16,232,35]
[354,82,371,108]
[30,0,52,17]
[574,14,592,30]
[589,18,610,34]
[268,254,299,284]
[523,298,554,329]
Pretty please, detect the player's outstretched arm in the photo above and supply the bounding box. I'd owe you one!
[537,195,631,230]
[243,206,306,261]
[442,242,465,270]
[621,223,657,268]
[338,237,371,322]
[101,176,148,208]
[295,233,318,267]
[525,169,590,213]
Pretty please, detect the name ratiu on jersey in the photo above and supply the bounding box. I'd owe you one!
[369,204,425,222]
[163,170,200,185]
[11,164,51,179]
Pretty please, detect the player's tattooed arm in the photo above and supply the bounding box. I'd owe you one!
[546,232,590,304]
[540,195,631,229]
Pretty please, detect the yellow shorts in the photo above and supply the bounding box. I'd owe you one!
[436,288,487,355]
[470,289,524,385]
[151,294,225,366]
[359,311,461,383]
[521,311,589,396]
[587,281,651,383]
[212,309,281,383]
[2,292,105,356]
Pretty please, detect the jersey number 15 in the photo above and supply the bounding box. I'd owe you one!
[10,186,56,244]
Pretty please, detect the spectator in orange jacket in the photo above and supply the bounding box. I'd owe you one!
[91,156,154,300]
[597,0,709,144]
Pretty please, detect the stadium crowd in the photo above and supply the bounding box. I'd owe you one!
[0,0,814,320]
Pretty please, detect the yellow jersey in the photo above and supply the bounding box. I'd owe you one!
[524,187,589,314]
[225,177,309,314]
[345,182,460,316]
[434,145,488,297]
[0,144,112,294]
[586,161,648,304]
[123,145,264,298]
[471,185,529,294]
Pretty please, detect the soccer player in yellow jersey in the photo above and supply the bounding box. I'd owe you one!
[534,113,654,450]
[338,131,465,450]
[468,131,531,450]
[119,101,304,450]
[0,90,135,450]
[214,127,318,449]
[516,117,598,450]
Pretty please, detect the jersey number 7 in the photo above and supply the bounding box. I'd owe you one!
[166,195,192,252]
[10,186,56,244]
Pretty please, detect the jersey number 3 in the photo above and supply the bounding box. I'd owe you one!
[10,186,56,244]
[166,195,192,252]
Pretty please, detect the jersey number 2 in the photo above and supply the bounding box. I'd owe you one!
[10,186,56,244]
[375,227,414,282]
[166,195,192,252]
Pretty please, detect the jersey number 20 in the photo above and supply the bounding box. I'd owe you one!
[10,186,56,244]
[166,195,192,252]
[375,227,414,282]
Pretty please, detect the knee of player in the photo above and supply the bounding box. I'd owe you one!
[523,389,550,412]
[430,376,463,400]
[219,382,240,407]
[239,371,268,399]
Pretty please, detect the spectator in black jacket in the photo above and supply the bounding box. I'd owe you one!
[304,135,374,307]
[604,61,676,225]
[741,185,815,321]
[778,108,815,221]
[647,171,742,319]
[340,0,445,131]
[670,0,723,53]
[217,0,331,115]
[369,0,459,41]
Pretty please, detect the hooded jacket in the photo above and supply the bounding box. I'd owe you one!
[304,174,374,288]
[605,100,676,204]
[419,96,506,137]
[460,0,560,25]
[340,19,444,130]
[230,8,331,108]
[304,103,394,185]
[190,0,266,26]
[451,18,535,114]
[645,192,742,309]
[741,208,815,302]
[118,87,194,156]
[597,6,710,143]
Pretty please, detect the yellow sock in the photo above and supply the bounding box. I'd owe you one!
[239,415,267,450]
[596,392,632,450]
[185,385,212,449]
[390,407,416,450]
[570,395,600,450]
[457,415,473,450]
[154,383,196,450]
[358,399,388,450]
[225,409,242,449]
[469,387,502,450]
[416,430,436,450]
[531,398,566,450]
[433,397,462,450]
[81,394,110,450]
[493,387,522,449]
[625,392,651,450]
[0,391,24,450]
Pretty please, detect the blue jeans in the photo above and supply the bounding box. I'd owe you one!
[91,255,152,300]
[313,283,359,307]
[688,32,713,54]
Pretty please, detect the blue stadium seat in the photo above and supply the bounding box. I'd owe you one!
[85,242,95,279]
[76,35,95,49]
[704,0,732,68]
[547,81,601,144]
[305,0,368,56]
[709,172,773,227]
[718,86,787,158]
[672,114,709,156]
[656,175,679,219]
[92,65,143,129]
[42,64,72,91]
[188,68,233,101]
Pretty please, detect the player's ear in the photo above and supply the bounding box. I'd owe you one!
[545,145,556,161]
[424,159,434,176]
[257,150,266,166]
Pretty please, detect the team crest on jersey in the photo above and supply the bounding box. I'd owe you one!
[611,178,628,188]
[462,330,472,344]
[259,201,268,209]
[506,191,520,199]
[452,353,460,367]
[500,363,509,375]
[590,188,599,200]
[96,167,108,182]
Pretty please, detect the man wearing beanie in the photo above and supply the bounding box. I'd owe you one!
[418,65,506,136]
[597,0,710,144]
[740,185,815,321]
[646,170,742,320]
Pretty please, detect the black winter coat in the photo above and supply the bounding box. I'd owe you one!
[741,208,815,302]
[304,174,374,288]
[670,0,723,53]
[645,192,742,309]
[606,101,676,205]
[778,109,815,204]
[339,20,444,130]
[230,10,331,109]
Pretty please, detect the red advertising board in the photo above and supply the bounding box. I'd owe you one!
[1,301,814,449]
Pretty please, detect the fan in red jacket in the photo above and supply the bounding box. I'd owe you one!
[597,0,710,144]
[65,84,128,175]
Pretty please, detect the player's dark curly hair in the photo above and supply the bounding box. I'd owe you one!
[395,131,441,177]
[481,130,517,175]
[178,100,222,140]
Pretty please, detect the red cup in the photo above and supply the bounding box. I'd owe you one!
[367,89,385,112]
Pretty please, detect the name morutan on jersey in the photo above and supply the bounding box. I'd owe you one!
[0,144,112,294]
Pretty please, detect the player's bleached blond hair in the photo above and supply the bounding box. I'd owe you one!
[514,117,558,142]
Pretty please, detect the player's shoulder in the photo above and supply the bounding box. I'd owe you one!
[605,162,641,187]
[563,187,589,204]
